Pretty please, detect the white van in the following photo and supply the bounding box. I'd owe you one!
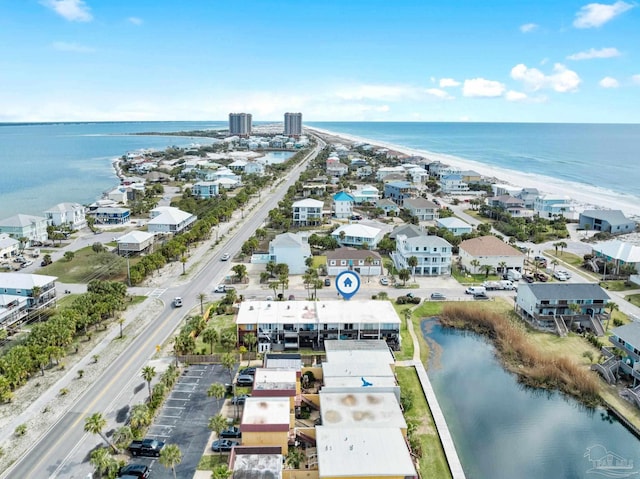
[465,286,487,295]
[506,270,522,281]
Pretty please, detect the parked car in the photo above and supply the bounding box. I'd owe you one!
[230,395,251,406]
[118,464,150,478]
[211,439,239,452]
[220,426,242,438]
[558,269,572,279]
[239,367,256,376]
[265,295,274,301]
[430,292,446,300]
[534,272,549,282]
[523,274,535,283]
[473,293,490,300]
[379,277,389,286]
[288,294,296,300]
[128,439,165,457]
[236,374,254,387]
[553,271,568,281]
[221,253,230,261]
[324,277,331,286]
[20,260,33,268]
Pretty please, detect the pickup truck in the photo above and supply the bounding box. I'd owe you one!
[128,439,165,457]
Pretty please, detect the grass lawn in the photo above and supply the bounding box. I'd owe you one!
[544,250,584,268]
[39,246,136,283]
[625,294,640,308]
[195,310,236,354]
[197,453,228,470]
[396,367,453,479]
[599,280,639,292]
[392,301,415,361]
[311,256,326,269]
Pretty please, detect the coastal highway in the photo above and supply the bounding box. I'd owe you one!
[2,139,324,478]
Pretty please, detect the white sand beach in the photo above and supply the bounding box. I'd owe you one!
[308,127,640,219]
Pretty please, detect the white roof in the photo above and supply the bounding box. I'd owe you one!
[322,376,399,389]
[0,214,47,227]
[271,232,305,248]
[316,427,416,477]
[319,392,406,429]
[236,300,400,326]
[148,208,195,226]
[45,202,84,213]
[293,198,324,208]
[437,217,472,228]
[592,240,640,263]
[116,231,155,243]
[0,272,57,289]
[241,397,290,426]
[322,361,395,380]
[214,177,240,185]
[332,224,382,239]
[0,235,19,248]
[253,368,297,391]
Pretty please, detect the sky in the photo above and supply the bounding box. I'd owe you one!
[0,0,638,123]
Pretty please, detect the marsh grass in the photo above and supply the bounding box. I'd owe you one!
[439,304,601,407]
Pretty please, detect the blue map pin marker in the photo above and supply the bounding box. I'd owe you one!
[336,270,361,300]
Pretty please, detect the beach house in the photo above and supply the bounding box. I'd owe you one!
[376,198,401,216]
[579,210,636,235]
[332,191,355,219]
[331,223,384,249]
[436,217,473,236]
[0,214,49,246]
[392,233,452,276]
[600,323,640,406]
[44,202,87,230]
[459,235,525,275]
[116,231,155,256]
[0,272,58,329]
[440,173,468,194]
[533,194,577,219]
[402,197,439,221]
[350,185,379,205]
[292,199,324,227]
[268,232,311,275]
[590,240,640,276]
[191,181,219,199]
[0,234,19,260]
[148,206,197,235]
[90,207,131,225]
[384,181,416,205]
[325,248,382,277]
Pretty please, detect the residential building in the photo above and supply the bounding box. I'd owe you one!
[325,248,382,277]
[252,368,299,399]
[191,181,219,199]
[326,162,348,177]
[356,165,373,179]
[440,174,468,194]
[393,234,452,276]
[376,166,405,181]
[44,202,87,230]
[106,187,128,205]
[436,217,473,236]
[427,161,458,178]
[516,188,540,209]
[579,210,636,235]
[403,197,439,221]
[331,223,384,249]
[459,235,525,274]
[229,113,252,136]
[235,300,402,351]
[0,214,49,245]
[332,191,355,219]
[350,185,379,205]
[376,198,401,216]
[292,199,324,227]
[534,194,577,219]
[284,112,302,136]
[268,233,311,274]
[0,273,58,329]
[384,181,416,205]
[516,283,610,336]
[319,391,407,433]
[0,234,19,260]
[89,207,131,225]
[460,170,483,184]
[389,224,424,240]
[603,323,640,403]
[240,397,292,454]
[147,207,197,235]
[487,195,532,218]
[591,240,640,275]
[116,231,155,256]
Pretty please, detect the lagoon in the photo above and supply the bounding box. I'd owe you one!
[423,320,640,478]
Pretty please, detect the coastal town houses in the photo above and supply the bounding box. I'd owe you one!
[389,224,424,240]
[486,195,533,218]
[579,210,637,235]
[350,184,379,205]
[384,181,416,206]
[599,323,640,406]
[459,235,525,275]
[292,199,324,227]
[376,198,401,216]
[402,197,439,221]
[331,223,384,249]
[235,300,402,352]
[376,166,405,181]
[436,217,473,236]
[147,206,197,235]
[116,231,155,256]
[0,272,58,330]
[0,214,48,246]
[105,187,128,205]
[332,191,355,219]
[590,240,640,276]
[325,248,383,277]
[0,234,19,260]
[533,194,577,219]
[392,233,453,276]
[44,202,87,230]
[268,232,311,275]
[88,206,131,225]
[440,173,468,194]
[516,187,540,209]
[516,283,610,337]
[191,181,219,199]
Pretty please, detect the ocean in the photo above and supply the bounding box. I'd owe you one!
[1,121,639,219]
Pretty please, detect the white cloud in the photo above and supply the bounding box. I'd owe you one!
[520,23,539,33]
[573,1,633,28]
[567,47,621,60]
[599,76,619,88]
[51,41,94,53]
[505,90,528,102]
[633,74,640,85]
[439,78,460,88]
[335,84,419,101]
[511,63,581,92]
[462,78,506,98]
[425,88,454,99]
[128,17,143,25]
[40,0,92,22]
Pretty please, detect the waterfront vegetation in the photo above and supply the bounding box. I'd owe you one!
[40,245,133,283]
[396,367,452,479]
[438,302,601,407]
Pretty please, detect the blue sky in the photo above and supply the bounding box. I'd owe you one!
[0,0,638,122]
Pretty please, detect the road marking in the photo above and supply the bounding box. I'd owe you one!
[158,415,182,418]
[162,406,186,409]
[146,288,167,298]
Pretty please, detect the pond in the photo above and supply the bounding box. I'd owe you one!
[260,150,295,164]
[423,319,640,479]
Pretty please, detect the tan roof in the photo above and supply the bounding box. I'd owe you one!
[459,235,524,257]
[325,247,382,262]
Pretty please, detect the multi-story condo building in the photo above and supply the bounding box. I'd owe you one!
[229,113,252,136]
[284,112,302,136]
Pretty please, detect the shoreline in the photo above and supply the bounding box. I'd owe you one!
[306,126,640,219]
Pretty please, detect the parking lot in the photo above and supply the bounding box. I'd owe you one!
[132,364,230,479]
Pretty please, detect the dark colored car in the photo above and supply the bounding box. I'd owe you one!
[236,374,254,387]
[118,464,150,479]
[473,293,490,300]
[220,426,242,438]
[231,394,251,405]
[523,274,535,283]
[324,277,331,286]
[211,439,239,452]
[430,292,446,300]
[534,272,548,282]
[239,367,256,376]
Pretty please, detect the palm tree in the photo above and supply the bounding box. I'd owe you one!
[208,383,227,409]
[180,254,187,275]
[558,241,567,256]
[209,413,228,443]
[159,443,182,479]
[398,268,410,286]
[232,264,248,284]
[606,302,619,331]
[364,255,374,283]
[470,259,480,274]
[202,327,219,354]
[141,366,156,399]
[84,412,118,453]
[568,302,582,331]
[212,464,233,479]
[198,292,207,314]
[89,447,112,477]
[129,404,151,430]
[243,332,257,354]
[117,317,125,338]
[222,352,237,382]
[112,425,133,450]
[479,264,493,278]
[407,256,418,282]
[498,261,507,276]
[286,447,306,469]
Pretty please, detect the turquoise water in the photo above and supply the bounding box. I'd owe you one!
[424,320,640,479]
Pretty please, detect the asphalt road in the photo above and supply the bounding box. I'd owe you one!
[2,141,323,478]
